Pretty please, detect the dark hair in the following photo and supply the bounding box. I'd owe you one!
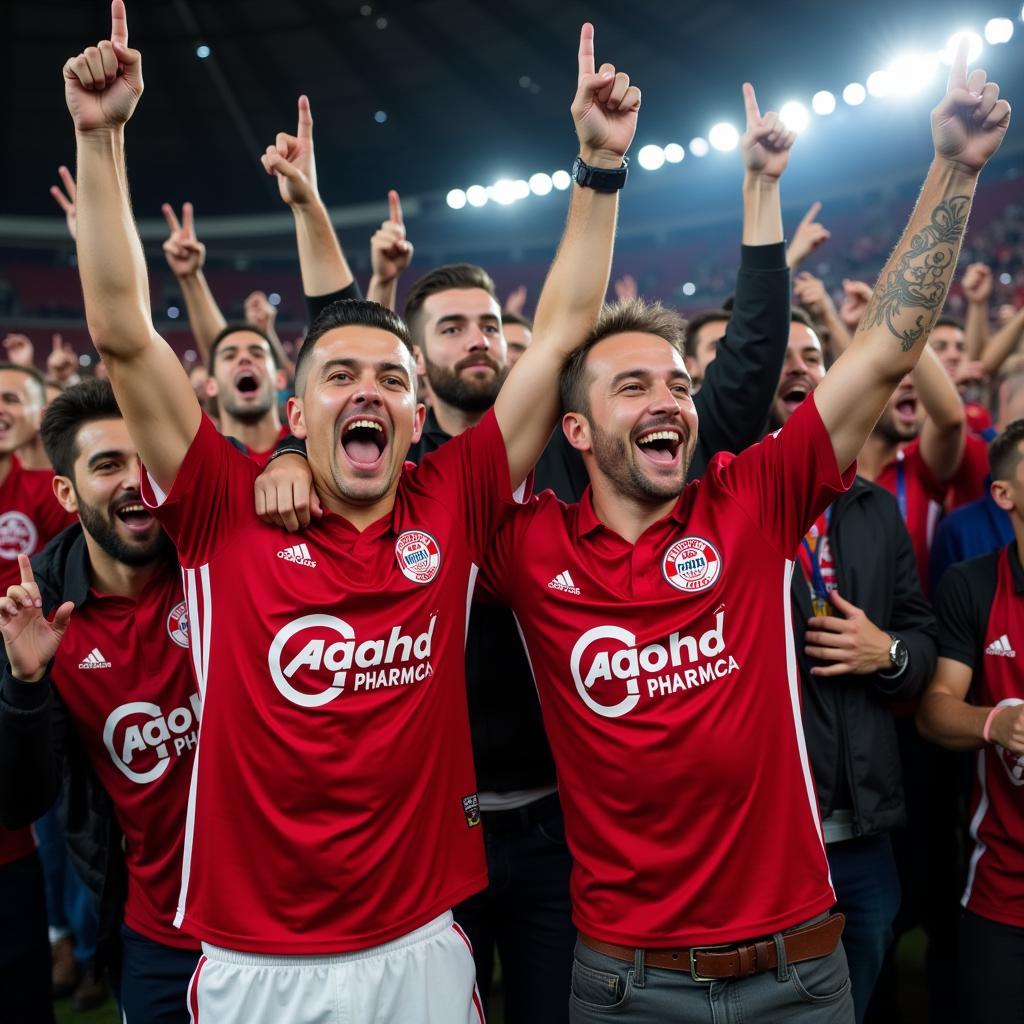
[295,299,414,392]
[682,309,729,360]
[990,419,1024,482]
[934,315,964,332]
[0,362,48,406]
[40,379,121,479]
[208,323,280,369]
[403,264,497,345]
[501,310,533,331]
[791,306,817,330]
[560,299,686,416]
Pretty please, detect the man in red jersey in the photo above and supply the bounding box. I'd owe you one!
[66,4,636,1020]
[918,419,1024,1023]
[475,47,1009,1023]
[0,380,201,1022]
[0,363,75,589]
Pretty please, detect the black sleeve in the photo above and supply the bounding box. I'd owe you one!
[0,665,64,829]
[305,281,363,324]
[270,433,308,461]
[688,241,790,480]
[934,555,999,668]
[874,502,938,700]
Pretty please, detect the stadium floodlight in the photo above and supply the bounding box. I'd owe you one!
[812,90,837,115]
[638,144,666,170]
[551,170,572,190]
[842,82,867,106]
[268,293,281,306]
[528,172,553,196]
[196,44,210,59]
[1001,272,1013,285]
[167,306,180,319]
[985,17,1014,44]
[886,52,939,95]
[689,137,710,157]
[446,188,467,210]
[708,122,739,152]
[663,143,685,163]
[779,101,810,133]
[682,282,696,297]
[489,180,518,205]
[866,70,894,98]
[512,179,530,200]
[466,185,489,207]
[942,30,984,64]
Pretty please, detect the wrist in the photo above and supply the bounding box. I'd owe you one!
[369,272,397,288]
[744,170,782,188]
[930,155,982,186]
[578,147,626,170]
[983,705,1003,744]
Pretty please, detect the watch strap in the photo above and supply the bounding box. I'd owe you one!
[571,155,629,192]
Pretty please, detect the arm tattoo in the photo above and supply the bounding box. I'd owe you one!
[862,195,971,352]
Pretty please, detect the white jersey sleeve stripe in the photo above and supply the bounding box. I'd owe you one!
[962,749,990,908]
[464,564,479,647]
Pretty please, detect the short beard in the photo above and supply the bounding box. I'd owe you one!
[423,352,507,413]
[76,496,175,567]
[590,420,687,503]
[220,389,276,424]
[873,412,919,446]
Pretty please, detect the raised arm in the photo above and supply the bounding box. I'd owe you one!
[367,190,413,311]
[786,201,831,271]
[961,262,992,360]
[914,343,966,482]
[494,23,638,489]
[260,96,355,302]
[979,302,1024,376]
[68,0,201,491]
[813,45,1010,471]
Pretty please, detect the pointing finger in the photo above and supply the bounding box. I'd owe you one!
[578,22,595,80]
[799,201,821,228]
[297,94,313,139]
[742,82,761,126]
[17,555,35,589]
[388,189,403,226]
[948,36,968,93]
[111,0,129,47]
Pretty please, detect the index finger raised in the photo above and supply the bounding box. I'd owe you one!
[297,94,313,139]
[799,200,821,228]
[388,189,403,225]
[742,82,761,125]
[17,554,35,588]
[578,23,595,80]
[161,203,182,234]
[111,0,129,47]
[948,35,968,93]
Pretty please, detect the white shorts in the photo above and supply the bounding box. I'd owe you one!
[186,911,485,1024]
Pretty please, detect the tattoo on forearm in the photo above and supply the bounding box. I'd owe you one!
[862,195,971,352]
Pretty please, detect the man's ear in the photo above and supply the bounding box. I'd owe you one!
[52,475,78,515]
[991,478,1014,513]
[413,344,426,377]
[562,411,592,454]
[286,396,308,440]
[205,376,220,400]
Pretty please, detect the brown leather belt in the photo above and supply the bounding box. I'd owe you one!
[580,913,845,982]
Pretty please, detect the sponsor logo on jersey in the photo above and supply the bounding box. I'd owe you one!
[662,536,722,593]
[268,613,437,708]
[278,543,317,568]
[548,570,581,596]
[985,634,1017,658]
[0,512,38,561]
[166,601,190,649]
[102,693,202,784]
[992,698,1024,785]
[79,647,112,670]
[462,794,481,828]
[569,607,739,718]
[395,531,441,584]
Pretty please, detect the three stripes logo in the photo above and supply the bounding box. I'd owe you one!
[277,543,317,568]
[548,570,581,596]
[985,634,1017,658]
[79,648,112,670]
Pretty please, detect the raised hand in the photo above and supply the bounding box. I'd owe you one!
[50,166,78,240]
[261,95,318,207]
[63,0,143,133]
[47,335,78,383]
[787,202,831,268]
[370,191,413,285]
[614,274,638,302]
[570,23,641,167]
[2,334,36,369]
[0,557,74,683]
[161,202,206,278]
[741,83,796,179]
[932,40,1011,174]
[505,285,528,316]
[793,272,832,318]
[839,279,873,332]
[962,262,993,304]
[244,291,277,334]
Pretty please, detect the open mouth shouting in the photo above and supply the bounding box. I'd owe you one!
[893,394,918,427]
[113,497,156,535]
[233,370,261,397]
[340,416,389,473]
[634,423,686,469]
[780,384,809,416]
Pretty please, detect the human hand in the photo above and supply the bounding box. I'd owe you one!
[2,334,35,369]
[793,272,834,319]
[741,83,796,180]
[614,274,638,302]
[0,557,74,683]
[989,702,1024,754]
[254,453,322,532]
[49,166,78,240]
[505,285,528,316]
[244,291,277,334]
[46,335,78,383]
[161,202,206,278]
[805,590,894,676]
[787,202,831,267]
[839,279,873,332]
[261,95,319,208]
[961,262,993,304]
[370,191,413,284]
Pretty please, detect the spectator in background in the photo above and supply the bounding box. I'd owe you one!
[502,311,533,367]
[680,308,729,391]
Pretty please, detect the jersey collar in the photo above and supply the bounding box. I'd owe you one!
[1007,540,1024,595]
[576,485,690,539]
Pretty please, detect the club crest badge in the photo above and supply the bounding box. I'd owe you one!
[0,512,37,561]
[166,601,190,649]
[395,530,442,585]
[662,536,722,593]
[462,794,481,828]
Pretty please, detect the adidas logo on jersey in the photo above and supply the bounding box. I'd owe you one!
[277,543,317,568]
[79,648,111,670]
[985,634,1016,658]
[548,570,581,596]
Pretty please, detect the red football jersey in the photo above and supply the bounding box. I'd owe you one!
[0,456,75,590]
[51,565,200,949]
[141,412,516,953]
[480,395,853,947]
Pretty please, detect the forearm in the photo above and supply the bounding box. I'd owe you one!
[367,275,398,312]
[915,343,966,479]
[75,128,155,356]
[964,298,990,360]
[917,690,988,750]
[819,302,853,357]
[980,305,1024,375]
[742,173,783,246]
[263,323,295,380]
[177,271,227,360]
[292,200,354,297]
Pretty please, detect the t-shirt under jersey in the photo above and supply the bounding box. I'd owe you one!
[479,395,854,948]
[141,411,518,954]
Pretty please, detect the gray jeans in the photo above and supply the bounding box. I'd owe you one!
[569,918,854,1023]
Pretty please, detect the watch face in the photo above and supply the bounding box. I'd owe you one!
[893,640,909,669]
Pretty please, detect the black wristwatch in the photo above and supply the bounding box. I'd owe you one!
[571,155,629,192]
[880,633,909,678]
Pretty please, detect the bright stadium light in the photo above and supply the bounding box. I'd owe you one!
[708,122,739,151]
[663,143,685,163]
[886,52,939,95]
[942,30,984,64]
[489,179,518,205]
[528,172,553,196]
[512,179,530,200]
[167,305,180,319]
[466,185,489,207]
[779,101,809,133]
[1000,272,1013,284]
[551,170,572,190]
[637,144,666,170]
[689,137,710,157]
[866,70,894,98]
[812,90,836,115]
[196,44,211,59]
[446,188,467,210]
[268,293,281,306]
[985,17,1014,43]
[682,282,696,296]
[843,82,867,106]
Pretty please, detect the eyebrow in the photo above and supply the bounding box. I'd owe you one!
[609,367,693,389]
[319,357,411,382]
[434,313,501,327]
[86,449,129,468]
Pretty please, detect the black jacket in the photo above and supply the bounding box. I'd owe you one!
[791,477,938,836]
[0,525,139,978]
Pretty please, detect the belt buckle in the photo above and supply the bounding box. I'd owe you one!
[689,943,732,983]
